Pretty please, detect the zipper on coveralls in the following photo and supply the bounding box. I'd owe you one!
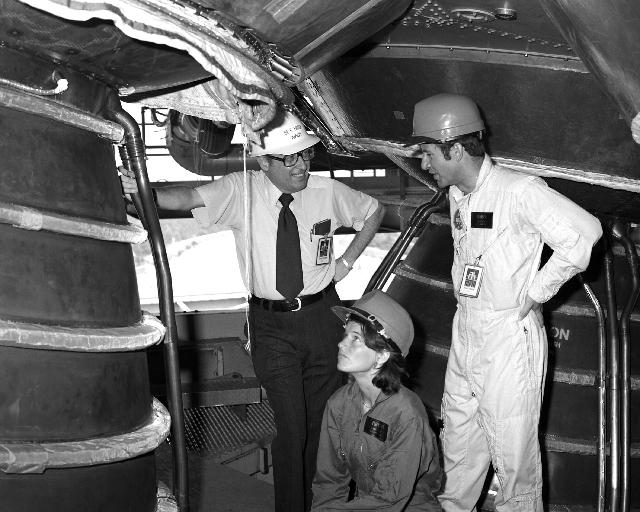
[458,193,476,398]
[357,401,385,469]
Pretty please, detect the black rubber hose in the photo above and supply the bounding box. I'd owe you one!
[610,223,638,512]
[365,190,446,293]
[603,232,620,512]
[118,145,165,309]
[107,103,190,512]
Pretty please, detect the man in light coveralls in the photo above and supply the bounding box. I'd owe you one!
[408,93,602,511]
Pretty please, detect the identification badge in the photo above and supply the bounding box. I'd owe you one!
[459,264,484,298]
[471,212,493,229]
[364,416,388,442]
[316,236,332,265]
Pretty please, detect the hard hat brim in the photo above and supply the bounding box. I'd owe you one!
[250,133,320,157]
[331,304,366,325]
[331,304,408,357]
[401,135,443,147]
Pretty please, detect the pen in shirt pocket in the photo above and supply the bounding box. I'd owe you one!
[310,219,331,241]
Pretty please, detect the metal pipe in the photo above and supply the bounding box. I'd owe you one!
[610,222,638,512]
[365,190,446,293]
[107,102,189,512]
[0,84,124,142]
[269,58,294,79]
[578,274,607,512]
[603,231,620,512]
[119,145,163,296]
[118,146,150,229]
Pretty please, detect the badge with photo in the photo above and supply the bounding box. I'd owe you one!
[459,263,484,297]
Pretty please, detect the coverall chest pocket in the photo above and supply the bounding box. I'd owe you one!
[363,437,387,473]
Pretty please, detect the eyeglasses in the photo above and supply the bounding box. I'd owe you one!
[270,147,315,167]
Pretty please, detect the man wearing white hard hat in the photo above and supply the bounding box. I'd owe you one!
[407,94,602,511]
[120,110,385,512]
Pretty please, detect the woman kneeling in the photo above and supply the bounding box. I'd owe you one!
[311,290,442,511]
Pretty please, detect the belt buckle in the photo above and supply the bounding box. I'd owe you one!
[291,297,302,312]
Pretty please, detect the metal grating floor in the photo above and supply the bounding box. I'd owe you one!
[183,401,276,455]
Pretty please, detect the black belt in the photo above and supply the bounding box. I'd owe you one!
[250,284,333,312]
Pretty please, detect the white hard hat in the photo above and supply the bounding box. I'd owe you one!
[249,111,320,156]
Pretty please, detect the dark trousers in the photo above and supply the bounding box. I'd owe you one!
[249,286,343,512]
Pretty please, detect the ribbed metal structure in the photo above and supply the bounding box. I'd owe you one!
[0,56,168,511]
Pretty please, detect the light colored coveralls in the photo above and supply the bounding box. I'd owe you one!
[439,156,602,511]
[312,379,442,511]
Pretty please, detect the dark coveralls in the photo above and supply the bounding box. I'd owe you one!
[311,379,442,511]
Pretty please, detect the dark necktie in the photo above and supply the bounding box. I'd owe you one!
[276,193,304,300]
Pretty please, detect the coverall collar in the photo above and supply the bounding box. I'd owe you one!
[450,154,493,201]
[347,378,391,411]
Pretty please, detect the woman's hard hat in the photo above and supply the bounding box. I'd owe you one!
[250,111,320,156]
[407,93,485,144]
[332,290,415,357]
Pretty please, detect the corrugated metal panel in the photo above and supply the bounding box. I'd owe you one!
[183,402,275,455]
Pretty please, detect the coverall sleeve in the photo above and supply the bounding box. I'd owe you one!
[315,418,428,511]
[518,177,602,304]
[311,405,351,510]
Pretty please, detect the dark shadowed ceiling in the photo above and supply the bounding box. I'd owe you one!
[1,0,640,217]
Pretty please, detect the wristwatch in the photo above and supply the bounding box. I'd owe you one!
[339,256,353,270]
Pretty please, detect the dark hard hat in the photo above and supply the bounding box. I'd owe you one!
[332,290,414,357]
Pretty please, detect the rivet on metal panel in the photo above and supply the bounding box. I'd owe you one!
[494,7,517,21]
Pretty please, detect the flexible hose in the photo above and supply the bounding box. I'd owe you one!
[107,101,190,512]
[365,190,446,293]
[603,232,620,512]
[578,274,607,512]
[610,223,638,512]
